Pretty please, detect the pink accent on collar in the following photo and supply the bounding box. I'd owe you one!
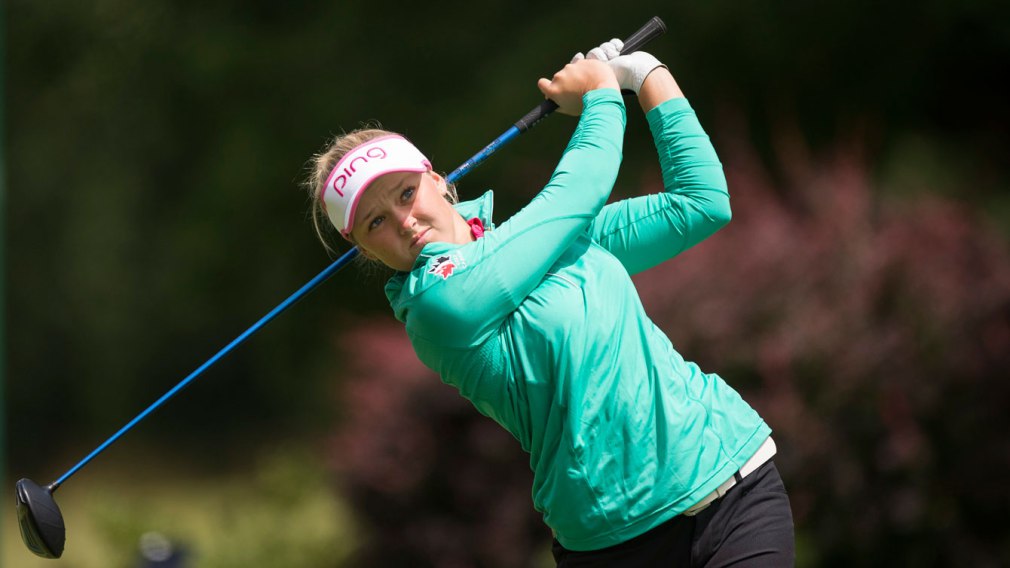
[468,217,485,239]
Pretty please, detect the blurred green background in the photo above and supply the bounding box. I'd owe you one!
[4,0,1009,566]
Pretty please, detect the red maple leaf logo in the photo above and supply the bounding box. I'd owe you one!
[429,255,457,279]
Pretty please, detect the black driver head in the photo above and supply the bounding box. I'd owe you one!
[15,478,66,558]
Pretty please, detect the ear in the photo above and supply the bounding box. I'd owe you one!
[356,245,379,261]
[427,170,446,193]
[347,233,377,260]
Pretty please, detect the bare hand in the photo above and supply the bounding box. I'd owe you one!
[537,59,619,116]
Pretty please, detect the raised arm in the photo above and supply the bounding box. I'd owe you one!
[395,61,627,347]
[637,65,685,112]
[583,44,730,274]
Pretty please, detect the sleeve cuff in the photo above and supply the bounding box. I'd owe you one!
[582,88,624,108]
[645,97,695,130]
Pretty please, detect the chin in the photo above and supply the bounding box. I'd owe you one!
[400,253,421,272]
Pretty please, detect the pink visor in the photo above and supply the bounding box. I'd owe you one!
[320,135,431,236]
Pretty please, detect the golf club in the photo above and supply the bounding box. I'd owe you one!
[15,16,667,559]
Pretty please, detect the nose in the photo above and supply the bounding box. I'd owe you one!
[393,205,416,234]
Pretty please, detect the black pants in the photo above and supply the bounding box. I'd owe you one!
[552,461,795,567]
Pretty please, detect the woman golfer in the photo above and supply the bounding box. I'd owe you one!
[307,43,795,566]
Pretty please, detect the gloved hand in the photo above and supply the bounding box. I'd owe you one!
[572,38,666,94]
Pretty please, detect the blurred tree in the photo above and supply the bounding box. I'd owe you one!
[6,8,1010,563]
[328,321,547,567]
[638,126,1010,566]
[327,127,1010,565]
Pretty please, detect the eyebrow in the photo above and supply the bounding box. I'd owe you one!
[360,177,408,226]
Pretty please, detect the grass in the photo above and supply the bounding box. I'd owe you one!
[3,443,359,568]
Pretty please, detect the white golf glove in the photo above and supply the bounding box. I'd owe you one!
[572,38,666,94]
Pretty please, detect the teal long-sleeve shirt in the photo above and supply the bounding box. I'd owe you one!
[384,89,770,551]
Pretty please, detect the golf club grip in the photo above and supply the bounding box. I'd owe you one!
[40,20,668,494]
[620,16,667,55]
[514,16,667,132]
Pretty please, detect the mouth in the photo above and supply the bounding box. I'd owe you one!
[411,228,430,248]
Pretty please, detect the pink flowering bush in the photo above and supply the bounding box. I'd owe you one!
[328,321,546,567]
[328,132,1010,566]
[638,131,1010,566]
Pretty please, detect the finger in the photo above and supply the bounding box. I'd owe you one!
[609,38,624,53]
[570,52,585,63]
[587,46,606,61]
[537,77,553,97]
[601,40,621,60]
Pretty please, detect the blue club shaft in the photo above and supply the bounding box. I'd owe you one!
[51,124,523,490]
[51,15,666,489]
[53,248,358,489]
[445,125,520,183]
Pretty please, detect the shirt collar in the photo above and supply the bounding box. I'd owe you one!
[383,189,496,313]
[452,189,494,230]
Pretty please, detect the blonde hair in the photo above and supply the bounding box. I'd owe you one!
[304,125,458,255]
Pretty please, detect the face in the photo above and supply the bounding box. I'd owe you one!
[350,170,470,271]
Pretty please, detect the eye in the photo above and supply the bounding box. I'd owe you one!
[400,186,416,202]
[367,215,384,231]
